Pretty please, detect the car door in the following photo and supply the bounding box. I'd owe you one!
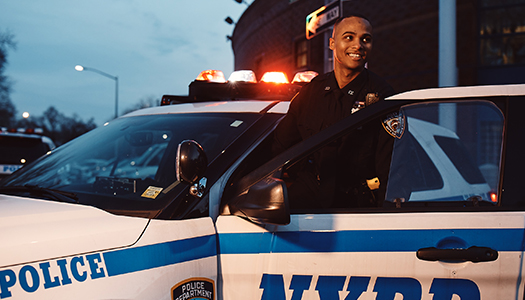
[218,98,525,300]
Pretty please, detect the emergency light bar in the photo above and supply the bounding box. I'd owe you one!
[161,70,318,105]
[0,127,45,135]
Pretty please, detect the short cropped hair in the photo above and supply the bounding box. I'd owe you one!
[333,14,373,30]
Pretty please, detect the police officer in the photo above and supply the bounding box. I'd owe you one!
[273,14,395,209]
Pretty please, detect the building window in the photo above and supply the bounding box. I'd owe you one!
[480,121,503,165]
[479,0,525,66]
[295,39,308,69]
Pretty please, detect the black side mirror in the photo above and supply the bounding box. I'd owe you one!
[229,176,290,225]
[176,140,208,184]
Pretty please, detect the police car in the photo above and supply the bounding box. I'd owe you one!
[0,128,55,179]
[0,69,523,300]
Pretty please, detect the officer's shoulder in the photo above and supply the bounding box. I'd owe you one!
[312,72,331,83]
[366,69,395,96]
[301,72,331,89]
[366,69,388,83]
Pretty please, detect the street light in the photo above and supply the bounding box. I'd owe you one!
[75,65,119,119]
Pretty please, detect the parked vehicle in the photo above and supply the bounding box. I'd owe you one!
[0,70,523,299]
[0,128,55,179]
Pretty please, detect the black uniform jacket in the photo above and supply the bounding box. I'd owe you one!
[273,69,396,209]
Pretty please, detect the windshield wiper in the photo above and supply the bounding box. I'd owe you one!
[0,185,79,203]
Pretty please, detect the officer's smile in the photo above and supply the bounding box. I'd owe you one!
[348,52,364,60]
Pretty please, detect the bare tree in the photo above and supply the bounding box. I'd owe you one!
[37,106,96,145]
[121,95,160,115]
[0,29,16,127]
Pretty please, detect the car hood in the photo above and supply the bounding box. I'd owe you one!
[0,194,149,268]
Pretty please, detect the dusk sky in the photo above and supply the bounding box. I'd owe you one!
[0,0,247,125]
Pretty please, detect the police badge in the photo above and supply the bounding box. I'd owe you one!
[382,112,405,139]
[365,92,380,106]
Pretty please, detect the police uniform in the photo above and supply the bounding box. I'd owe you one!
[273,69,395,209]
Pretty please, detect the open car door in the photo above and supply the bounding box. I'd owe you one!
[218,99,525,300]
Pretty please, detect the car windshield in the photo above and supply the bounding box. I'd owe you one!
[0,113,260,206]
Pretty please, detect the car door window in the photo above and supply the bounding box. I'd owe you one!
[385,101,503,207]
[276,100,504,211]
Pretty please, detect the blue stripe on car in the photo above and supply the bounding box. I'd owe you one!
[101,228,524,277]
[218,228,524,254]
[103,234,217,277]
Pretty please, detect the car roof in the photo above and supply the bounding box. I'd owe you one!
[387,84,525,100]
[0,132,42,139]
[0,131,56,149]
[125,84,525,119]
[122,100,290,118]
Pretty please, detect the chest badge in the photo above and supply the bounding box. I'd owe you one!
[365,93,380,106]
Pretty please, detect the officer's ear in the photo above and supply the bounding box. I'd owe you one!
[329,37,335,51]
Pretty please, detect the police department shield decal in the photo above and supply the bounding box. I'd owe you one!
[172,277,215,300]
[382,112,405,139]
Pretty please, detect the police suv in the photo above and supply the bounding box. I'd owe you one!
[0,69,523,300]
[0,128,55,179]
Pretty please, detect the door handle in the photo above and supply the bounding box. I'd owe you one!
[417,246,498,262]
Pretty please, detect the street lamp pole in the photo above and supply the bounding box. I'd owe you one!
[75,65,119,119]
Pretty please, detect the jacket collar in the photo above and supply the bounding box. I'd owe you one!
[323,69,368,98]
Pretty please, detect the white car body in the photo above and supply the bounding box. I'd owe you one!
[1,83,524,300]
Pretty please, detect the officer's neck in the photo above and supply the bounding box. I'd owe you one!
[334,67,364,89]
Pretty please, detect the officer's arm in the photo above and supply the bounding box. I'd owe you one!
[373,122,396,205]
[271,92,303,156]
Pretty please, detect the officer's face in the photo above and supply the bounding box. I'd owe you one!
[330,17,373,73]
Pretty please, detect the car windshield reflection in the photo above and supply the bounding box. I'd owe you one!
[0,113,259,205]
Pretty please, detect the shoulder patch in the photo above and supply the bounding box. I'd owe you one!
[382,112,405,139]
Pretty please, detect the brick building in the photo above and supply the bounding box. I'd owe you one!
[229,0,525,93]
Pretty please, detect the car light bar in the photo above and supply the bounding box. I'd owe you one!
[0,127,44,135]
[197,70,317,85]
[161,69,318,105]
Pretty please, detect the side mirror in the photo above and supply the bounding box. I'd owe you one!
[176,140,208,184]
[229,176,290,225]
